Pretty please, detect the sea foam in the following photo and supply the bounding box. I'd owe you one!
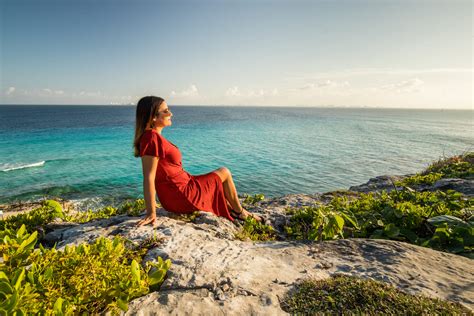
[1,161,46,172]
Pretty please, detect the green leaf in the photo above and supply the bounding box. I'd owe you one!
[393,208,403,218]
[164,259,171,270]
[15,309,25,316]
[333,214,345,231]
[12,269,25,291]
[157,256,163,267]
[339,212,359,229]
[384,223,400,238]
[400,228,418,243]
[116,299,128,312]
[0,282,13,295]
[16,225,26,238]
[17,231,37,253]
[370,229,384,239]
[0,272,8,282]
[428,215,468,227]
[53,298,64,316]
[26,272,34,285]
[43,200,63,217]
[447,245,465,254]
[131,260,140,283]
[3,291,18,312]
[44,267,53,281]
[149,270,165,286]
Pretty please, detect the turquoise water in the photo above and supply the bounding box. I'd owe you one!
[0,105,472,203]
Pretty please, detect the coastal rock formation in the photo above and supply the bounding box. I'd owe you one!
[350,175,474,197]
[430,178,474,196]
[44,187,474,314]
[349,175,406,193]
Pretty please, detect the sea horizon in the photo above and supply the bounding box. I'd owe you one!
[1,104,472,110]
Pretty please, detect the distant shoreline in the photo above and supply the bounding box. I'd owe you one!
[0,104,472,111]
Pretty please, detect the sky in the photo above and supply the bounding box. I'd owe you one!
[0,0,472,108]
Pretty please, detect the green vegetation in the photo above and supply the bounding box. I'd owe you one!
[398,152,474,186]
[176,211,201,222]
[0,200,65,232]
[399,173,443,186]
[0,199,169,314]
[280,275,471,314]
[0,224,170,314]
[285,189,473,257]
[66,199,146,223]
[235,217,276,241]
[0,199,146,233]
[242,193,265,205]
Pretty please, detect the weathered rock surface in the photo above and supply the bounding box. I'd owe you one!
[429,178,474,196]
[44,197,474,314]
[349,175,406,193]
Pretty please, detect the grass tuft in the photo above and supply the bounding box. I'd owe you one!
[281,275,471,314]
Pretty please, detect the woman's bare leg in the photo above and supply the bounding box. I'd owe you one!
[213,167,261,221]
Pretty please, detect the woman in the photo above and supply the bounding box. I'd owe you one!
[134,96,262,227]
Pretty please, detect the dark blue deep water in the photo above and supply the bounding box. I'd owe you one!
[0,105,472,203]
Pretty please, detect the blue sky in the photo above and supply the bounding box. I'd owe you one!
[0,0,472,108]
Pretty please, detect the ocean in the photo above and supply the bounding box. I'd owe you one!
[0,105,472,205]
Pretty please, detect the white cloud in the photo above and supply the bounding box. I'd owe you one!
[249,88,278,97]
[40,89,65,96]
[299,80,350,90]
[225,86,241,97]
[79,91,102,97]
[5,87,15,95]
[170,84,199,98]
[226,87,278,98]
[379,78,424,93]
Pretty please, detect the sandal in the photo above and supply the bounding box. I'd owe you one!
[230,209,262,222]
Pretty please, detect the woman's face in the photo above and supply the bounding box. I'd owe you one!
[154,101,173,128]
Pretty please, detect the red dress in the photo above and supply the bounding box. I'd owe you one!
[139,129,233,221]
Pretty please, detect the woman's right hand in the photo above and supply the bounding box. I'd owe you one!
[136,215,158,228]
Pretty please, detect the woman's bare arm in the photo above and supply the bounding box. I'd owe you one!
[137,155,159,227]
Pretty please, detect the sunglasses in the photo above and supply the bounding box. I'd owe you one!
[159,109,172,114]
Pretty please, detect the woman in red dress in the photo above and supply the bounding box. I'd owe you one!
[133,96,262,227]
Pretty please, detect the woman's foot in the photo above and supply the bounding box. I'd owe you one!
[230,208,262,222]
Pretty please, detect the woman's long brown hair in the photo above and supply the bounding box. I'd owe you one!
[133,96,165,157]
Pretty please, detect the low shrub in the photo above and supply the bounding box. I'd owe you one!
[235,217,276,241]
[66,199,146,223]
[242,193,265,205]
[118,199,146,217]
[177,211,201,222]
[0,199,146,234]
[0,224,170,315]
[280,275,471,314]
[285,188,473,257]
[0,200,65,232]
[398,152,474,186]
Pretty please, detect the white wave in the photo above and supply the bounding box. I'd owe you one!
[1,161,46,172]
